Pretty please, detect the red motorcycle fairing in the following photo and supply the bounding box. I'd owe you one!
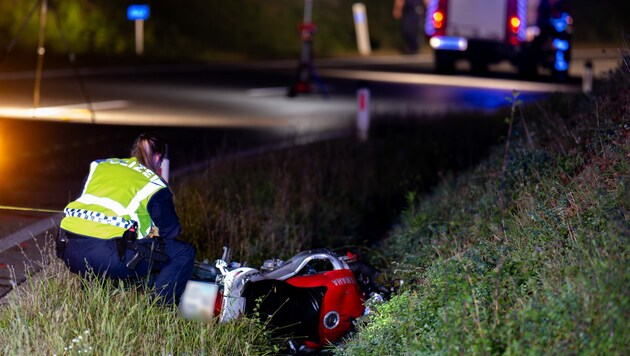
[181,248,376,351]
[242,268,365,350]
[288,269,365,349]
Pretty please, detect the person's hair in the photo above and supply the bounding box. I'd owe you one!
[131,132,167,173]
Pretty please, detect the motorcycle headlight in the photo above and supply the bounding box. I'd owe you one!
[323,311,340,330]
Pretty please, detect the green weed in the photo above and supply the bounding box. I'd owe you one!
[0,240,276,354]
[340,67,629,354]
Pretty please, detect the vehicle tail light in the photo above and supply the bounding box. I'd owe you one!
[506,0,526,44]
[510,17,520,33]
[425,0,447,37]
[433,11,445,29]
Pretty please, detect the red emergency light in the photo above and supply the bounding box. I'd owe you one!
[425,0,448,36]
[433,11,445,29]
[506,0,525,45]
[510,16,521,33]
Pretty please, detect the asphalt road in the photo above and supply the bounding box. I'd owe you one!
[0,52,599,129]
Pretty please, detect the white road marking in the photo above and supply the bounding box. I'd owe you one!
[318,68,580,93]
[49,100,129,111]
[0,100,129,122]
[246,87,289,97]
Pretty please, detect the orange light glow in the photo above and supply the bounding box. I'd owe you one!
[0,126,7,177]
[0,106,91,121]
[510,17,521,32]
[433,11,444,28]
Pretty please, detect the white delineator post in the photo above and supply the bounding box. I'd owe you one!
[160,157,170,182]
[582,60,593,94]
[135,19,144,55]
[127,5,150,56]
[352,3,371,56]
[356,85,371,141]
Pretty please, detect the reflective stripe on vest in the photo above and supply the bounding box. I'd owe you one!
[64,208,136,229]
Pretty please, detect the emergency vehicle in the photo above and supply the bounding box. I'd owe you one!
[425,0,572,79]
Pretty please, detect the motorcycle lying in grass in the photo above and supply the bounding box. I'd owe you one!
[179,247,387,353]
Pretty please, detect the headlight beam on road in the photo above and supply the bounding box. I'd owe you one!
[318,69,580,93]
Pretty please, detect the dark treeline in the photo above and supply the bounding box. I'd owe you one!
[1,0,627,64]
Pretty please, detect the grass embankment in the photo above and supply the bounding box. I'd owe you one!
[0,244,277,354]
[340,68,629,353]
[174,112,505,267]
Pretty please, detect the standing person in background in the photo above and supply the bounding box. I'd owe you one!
[392,0,426,54]
[57,132,195,305]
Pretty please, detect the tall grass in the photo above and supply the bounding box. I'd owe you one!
[0,238,276,354]
[339,65,629,354]
[173,112,506,267]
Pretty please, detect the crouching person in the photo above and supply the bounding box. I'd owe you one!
[56,132,195,305]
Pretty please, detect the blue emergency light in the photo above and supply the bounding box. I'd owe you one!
[553,39,569,52]
[554,51,568,72]
[552,13,570,33]
[127,5,150,21]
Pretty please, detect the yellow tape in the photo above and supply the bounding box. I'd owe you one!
[0,205,63,214]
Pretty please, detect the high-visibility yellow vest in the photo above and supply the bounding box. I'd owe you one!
[60,157,167,239]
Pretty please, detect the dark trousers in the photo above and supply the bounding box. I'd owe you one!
[62,236,195,305]
[402,1,423,54]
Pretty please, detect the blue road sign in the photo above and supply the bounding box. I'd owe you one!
[127,5,150,21]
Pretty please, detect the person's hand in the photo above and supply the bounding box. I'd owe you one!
[147,226,160,238]
[392,0,403,19]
